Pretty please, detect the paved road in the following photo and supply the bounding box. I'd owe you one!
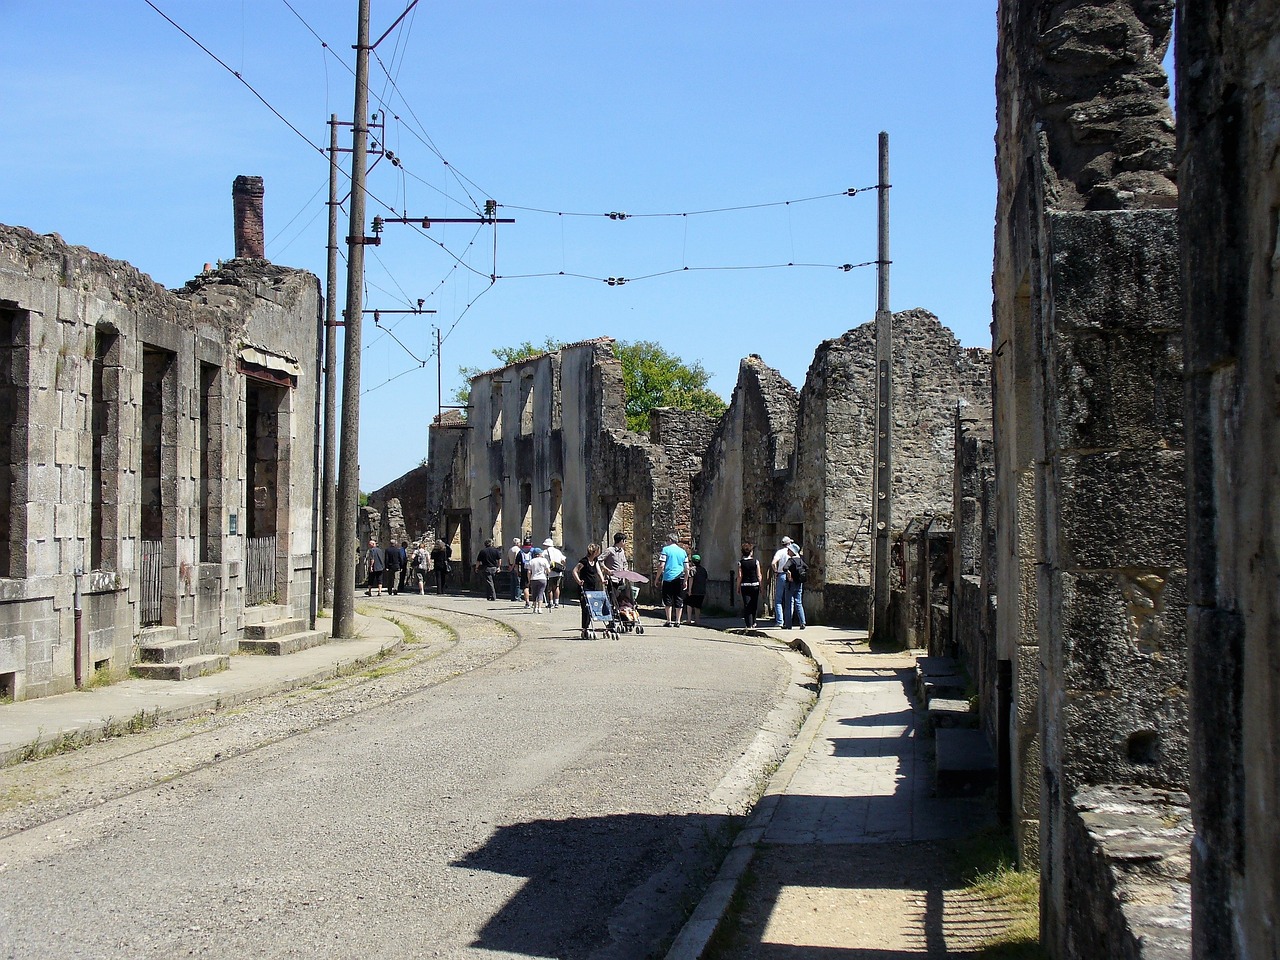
[0,597,811,960]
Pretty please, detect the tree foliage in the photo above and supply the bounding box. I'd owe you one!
[615,340,726,432]
[454,338,726,431]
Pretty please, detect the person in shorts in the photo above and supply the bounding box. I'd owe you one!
[659,534,689,627]
[682,553,709,625]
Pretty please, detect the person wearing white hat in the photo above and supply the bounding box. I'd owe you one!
[542,537,567,608]
[770,536,793,624]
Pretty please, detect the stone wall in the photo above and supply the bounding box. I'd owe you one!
[994,2,1188,955]
[1176,3,1280,957]
[0,224,321,699]
[793,308,990,626]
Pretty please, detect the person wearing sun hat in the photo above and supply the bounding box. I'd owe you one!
[542,537,567,608]
[507,537,523,601]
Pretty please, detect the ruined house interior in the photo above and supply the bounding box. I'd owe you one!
[0,2,1276,958]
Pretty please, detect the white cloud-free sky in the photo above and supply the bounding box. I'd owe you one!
[2,1,998,490]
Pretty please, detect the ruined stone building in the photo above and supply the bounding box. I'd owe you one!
[384,338,715,590]
[693,309,990,625]
[0,189,323,700]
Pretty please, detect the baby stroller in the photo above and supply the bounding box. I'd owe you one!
[606,571,648,636]
[581,590,618,640]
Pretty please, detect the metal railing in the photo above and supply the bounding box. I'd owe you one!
[246,535,277,605]
[140,539,162,626]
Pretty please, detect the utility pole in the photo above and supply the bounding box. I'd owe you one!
[322,114,341,610]
[332,0,373,639]
[870,131,893,645]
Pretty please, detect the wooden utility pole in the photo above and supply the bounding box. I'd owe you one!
[332,0,372,638]
[870,131,893,644]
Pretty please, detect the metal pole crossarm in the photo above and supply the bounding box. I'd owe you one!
[380,216,516,226]
[360,308,436,315]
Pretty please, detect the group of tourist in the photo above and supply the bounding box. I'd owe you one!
[363,538,452,597]
[366,530,810,632]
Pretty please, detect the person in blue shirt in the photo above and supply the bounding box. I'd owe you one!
[659,534,689,627]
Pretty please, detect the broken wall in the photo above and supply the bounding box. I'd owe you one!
[1176,3,1280,957]
[994,2,1188,955]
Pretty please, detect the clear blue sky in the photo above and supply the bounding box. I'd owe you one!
[2,2,997,491]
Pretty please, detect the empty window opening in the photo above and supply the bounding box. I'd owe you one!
[0,306,27,578]
[520,483,533,539]
[549,479,563,541]
[199,363,222,562]
[520,371,535,436]
[90,330,120,571]
[607,501,635,552]
[0,671,15,701]
[489,486,502,544]
[244,381,282,539]
[490,382,504,442]
[1127,730,1160,766]
[93,658,110,674]
[140,348,172,543]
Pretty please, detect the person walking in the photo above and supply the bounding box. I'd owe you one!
[393,541,408,595]
[770,536,793,624]
[682,554,709,625]
[542,538,567,608]
[430,538,451,595]
[601,532,628,578]
[383,538,403,595]
[506,537,523,601]
[365,539,385,596]
[527,547,551,613]
[518,536,535,607]
[736,542,763,628]
[475,539,503,601]
[572,543,606,639]
[782,542,808,629]
[659,534,689,627]
[412,541,431,595]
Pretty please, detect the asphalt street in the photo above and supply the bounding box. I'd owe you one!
[0,597,811,960]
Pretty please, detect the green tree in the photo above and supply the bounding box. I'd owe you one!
[615,340,727,432]
[453,338,726,431]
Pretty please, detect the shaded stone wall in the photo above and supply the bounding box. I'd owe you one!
[691,356,798,610]
[995,2,1188,955]
[794,308,990,626]
[953,413,997,747]
[0,224,321,699]
[1176,3,1280,957]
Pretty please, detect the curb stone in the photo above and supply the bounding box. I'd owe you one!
[664,630,835,960]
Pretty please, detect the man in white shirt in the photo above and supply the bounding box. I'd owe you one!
[770,536,793,624]
[506,537,523,601]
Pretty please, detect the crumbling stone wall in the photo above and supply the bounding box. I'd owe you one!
[792,308,989,626]
[1176,3,1280,957]
[0,224,321,699]
[994,3,1188,956]
[952,412,997,747]
[691,356,798,610]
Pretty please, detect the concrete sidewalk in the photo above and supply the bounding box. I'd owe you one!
[0,613,403,767]
[667,618,993,959]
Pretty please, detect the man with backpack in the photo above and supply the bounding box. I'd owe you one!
[782,542,808,630]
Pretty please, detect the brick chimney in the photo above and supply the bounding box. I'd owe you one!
[232,175,265,259]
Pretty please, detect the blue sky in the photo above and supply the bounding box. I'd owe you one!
[2,2,997,490]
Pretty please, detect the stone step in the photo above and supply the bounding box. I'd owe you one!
[243,618,307,641]
[926,697,979,732]
[138,625,179,645]
[242,604,289,627]
[916,655,960,677]
[138,638,200,664]
[132,654,230,682]
[935,727,997,798]
[921,676,969,702]
[238,629,330,657]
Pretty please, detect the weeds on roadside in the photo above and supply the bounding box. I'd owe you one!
[952,829,1044,959]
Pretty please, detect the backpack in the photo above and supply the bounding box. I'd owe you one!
[787,556,808,583]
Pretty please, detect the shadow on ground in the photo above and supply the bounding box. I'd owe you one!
[453,810,743,959]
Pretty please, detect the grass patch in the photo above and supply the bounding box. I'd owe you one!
[86,664,128,689]
[952,829,1044,959]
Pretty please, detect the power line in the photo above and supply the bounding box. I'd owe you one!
[143,0,326,158]
[497,259,879,284]
[501,188,871,220]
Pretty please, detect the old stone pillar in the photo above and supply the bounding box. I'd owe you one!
[232,175,265,260]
